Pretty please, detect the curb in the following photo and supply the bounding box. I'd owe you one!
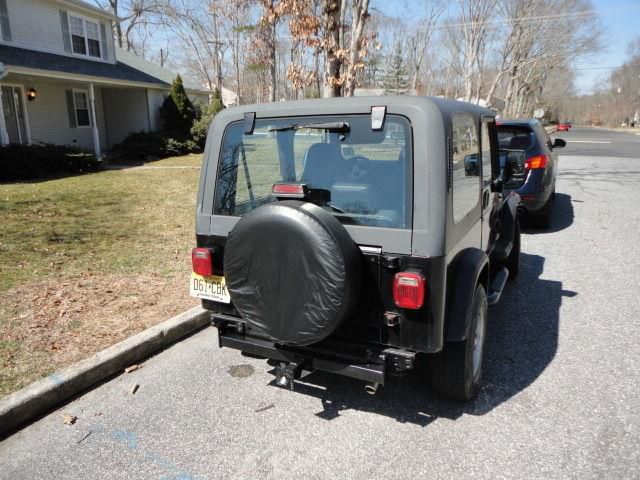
[0,306,209,437]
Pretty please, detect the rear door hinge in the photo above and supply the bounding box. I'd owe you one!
[380,255,400,269]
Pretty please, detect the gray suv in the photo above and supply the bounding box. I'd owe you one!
[191,96,520,401]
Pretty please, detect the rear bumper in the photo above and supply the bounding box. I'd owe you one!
[507,170,551,214]
[517,191,548,213]
[213,313,417,385]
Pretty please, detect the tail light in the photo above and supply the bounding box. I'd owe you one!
[192,248,213,276]
[524,154,549,170]
[393,272,426,309]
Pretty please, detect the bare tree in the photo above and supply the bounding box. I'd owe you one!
[221,0,251,103]
[255,0,286,102]
[342,0,371,97]
[484,0,601,117]
[94,0,165,53]
[458,0,497,102]
[406,0,446,93]
[161,0,231,92]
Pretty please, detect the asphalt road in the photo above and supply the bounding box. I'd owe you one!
[1,128,639,480]
[552,125,640,157]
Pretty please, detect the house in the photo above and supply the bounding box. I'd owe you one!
[0,0,211,157]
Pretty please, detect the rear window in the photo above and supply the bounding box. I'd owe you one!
[497,126,534,150]
[213,114,412,229]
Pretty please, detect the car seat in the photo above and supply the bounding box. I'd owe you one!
[301,143,343,190]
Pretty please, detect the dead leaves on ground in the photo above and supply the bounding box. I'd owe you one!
[61,413,78,425]
[124,364,142,373]
[0,273,197,396]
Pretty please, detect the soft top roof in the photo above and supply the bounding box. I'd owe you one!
[215,96,495,124]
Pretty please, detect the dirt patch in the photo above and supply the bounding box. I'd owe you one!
[0,273,198,396]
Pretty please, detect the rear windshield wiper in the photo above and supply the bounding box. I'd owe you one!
[268,122,350,132]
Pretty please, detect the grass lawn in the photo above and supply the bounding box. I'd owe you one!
[0,154,202,397]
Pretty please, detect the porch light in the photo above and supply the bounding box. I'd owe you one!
[26,87,37,102]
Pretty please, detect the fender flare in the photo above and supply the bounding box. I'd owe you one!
[444,248,490,342]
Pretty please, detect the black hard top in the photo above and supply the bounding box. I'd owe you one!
[497,119,540,127]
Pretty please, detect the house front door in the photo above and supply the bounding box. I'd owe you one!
[1,86,27,144]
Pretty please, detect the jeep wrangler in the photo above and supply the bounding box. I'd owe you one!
[191,97,520,401]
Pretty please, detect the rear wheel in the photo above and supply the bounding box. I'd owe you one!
[430,285,488,401]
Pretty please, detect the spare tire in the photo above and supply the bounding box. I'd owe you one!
[224,200,361,346]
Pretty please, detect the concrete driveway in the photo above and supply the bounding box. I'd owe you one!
[1,127,639,480]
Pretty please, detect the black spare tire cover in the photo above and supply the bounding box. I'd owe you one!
[224,200,361,346]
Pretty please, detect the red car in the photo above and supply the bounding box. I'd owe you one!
[557,121,571,131]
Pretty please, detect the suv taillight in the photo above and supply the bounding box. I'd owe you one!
[192,248,213,276]
[393,272,426,309]
[524,154,549,170]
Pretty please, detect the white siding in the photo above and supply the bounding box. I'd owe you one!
[1,0,115,63]
[19,78,106,150]
[146,89,165,132]
[102,87,150,146]
[189,93,210,108]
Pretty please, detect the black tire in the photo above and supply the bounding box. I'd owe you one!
[224,201,361,346]
[430,284,488,401]
[530,190,554,229]
[504,216,520,280]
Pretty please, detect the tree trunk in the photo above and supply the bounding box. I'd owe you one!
[484,70,504,107]
[268,22,277,102]
[343,0,370,97]
[322,0,343,97]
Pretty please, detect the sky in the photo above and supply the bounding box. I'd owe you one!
[571,0,640,94]
[378,0,640,95]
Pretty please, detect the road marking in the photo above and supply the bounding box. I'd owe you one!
[565,140,612,144]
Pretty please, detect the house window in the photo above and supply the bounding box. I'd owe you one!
[0,0,12,42]
[69,15,101,58]
[73,90,91,127]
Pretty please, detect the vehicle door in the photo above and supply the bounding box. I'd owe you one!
[480,116,498,252]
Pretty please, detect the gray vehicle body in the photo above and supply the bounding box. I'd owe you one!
[195,96,519,389]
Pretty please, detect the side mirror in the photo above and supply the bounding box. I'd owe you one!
[464,154,479,176]
[552,138,566,149]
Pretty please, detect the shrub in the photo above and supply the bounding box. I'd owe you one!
[109,131,201,162]
[159,75,197,136]
[191,88,225,148]
[0,144,101,182]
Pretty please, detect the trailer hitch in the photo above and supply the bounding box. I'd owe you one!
[274,361,305,390]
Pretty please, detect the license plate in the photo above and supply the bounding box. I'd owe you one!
[189,272,230,303]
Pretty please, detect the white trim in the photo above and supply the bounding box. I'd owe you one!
[20,84,31,144]
[0,82,31,145]
[6,66,169,90]
[68,12,103,60]
[4,63,210,95]
[88,83,100,157]
[53,0,120,21]
[0,86,8,145]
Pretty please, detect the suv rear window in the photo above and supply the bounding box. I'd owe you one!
[214,114,412,229]
[497,125,534,150]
